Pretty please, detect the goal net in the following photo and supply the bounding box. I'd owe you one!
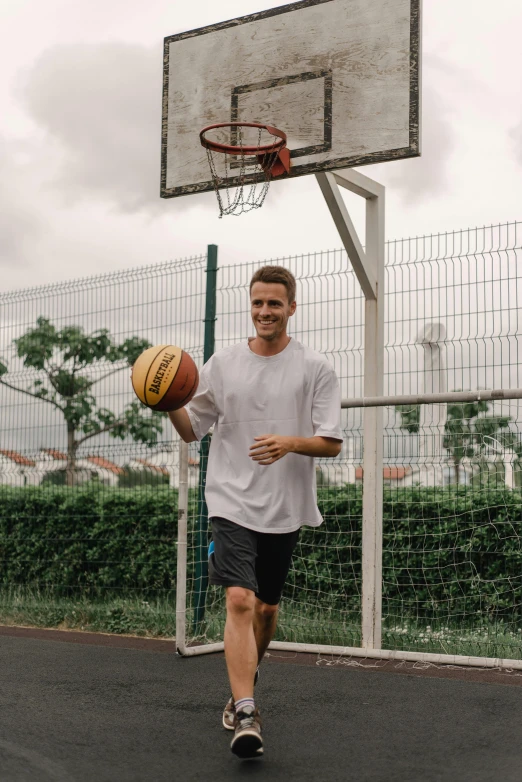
[177,394,522,664]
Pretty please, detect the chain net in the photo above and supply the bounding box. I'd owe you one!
[203,125,281,217]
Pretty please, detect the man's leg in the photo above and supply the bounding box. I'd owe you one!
[253,598,278,664]
[224,586,258,701]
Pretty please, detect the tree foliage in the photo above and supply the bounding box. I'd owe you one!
[396,397,522,485]
[0,318,164,481]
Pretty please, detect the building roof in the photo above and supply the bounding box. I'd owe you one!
[86,456,124,475]
[40,448,67,461]
[134,458,169,476]
[355,466,412,480]
[0,449,36,467]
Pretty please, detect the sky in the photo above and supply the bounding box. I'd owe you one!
[1,0,522,292]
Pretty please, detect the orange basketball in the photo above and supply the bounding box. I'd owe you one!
[131,345,199,412]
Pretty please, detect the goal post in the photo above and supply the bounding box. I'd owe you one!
[176,388,522,668]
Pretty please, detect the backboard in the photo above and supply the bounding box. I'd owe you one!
[161,0,421,199]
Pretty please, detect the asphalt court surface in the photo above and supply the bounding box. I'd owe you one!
[0,628,521,781]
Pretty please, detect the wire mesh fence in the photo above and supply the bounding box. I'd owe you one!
[1,222,522,655]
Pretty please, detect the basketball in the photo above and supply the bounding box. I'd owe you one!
[131,345,199,412]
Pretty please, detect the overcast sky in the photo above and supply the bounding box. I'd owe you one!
[2,0,522,292]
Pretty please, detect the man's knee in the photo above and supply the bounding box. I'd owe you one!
[255,599,279,623]
[226,586,255,615]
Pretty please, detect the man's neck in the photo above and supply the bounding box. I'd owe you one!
[248,334,291,357]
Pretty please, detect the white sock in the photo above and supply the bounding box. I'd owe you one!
[235,697,255,714]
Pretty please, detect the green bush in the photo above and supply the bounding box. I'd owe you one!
[0,486,181,597]
[118,467,170,488]
[290,485,522,620]
[0,484,521,620]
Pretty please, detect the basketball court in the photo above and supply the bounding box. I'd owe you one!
[1,626,521,781]
[2,0,522,778]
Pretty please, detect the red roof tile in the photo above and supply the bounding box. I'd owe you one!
[0,449,35,467]
[86,456,124,475]
[40,448,67,461]
[135,458,169,476]
[355,466,412,480]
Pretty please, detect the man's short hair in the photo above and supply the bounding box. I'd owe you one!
[249,265,296,304]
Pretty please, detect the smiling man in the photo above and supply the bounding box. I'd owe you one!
[168,265,342,759]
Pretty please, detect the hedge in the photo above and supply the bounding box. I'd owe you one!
[0,485,521,618]
[0,487,182,596]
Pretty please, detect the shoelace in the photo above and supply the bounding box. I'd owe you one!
[236,710,256,730]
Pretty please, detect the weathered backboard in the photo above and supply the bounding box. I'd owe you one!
[161,0,421,198]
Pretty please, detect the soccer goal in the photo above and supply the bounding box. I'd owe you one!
[176,387,522,670]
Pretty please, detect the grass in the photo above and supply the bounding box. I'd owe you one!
[0,586,176,638]
[1,587,521,661]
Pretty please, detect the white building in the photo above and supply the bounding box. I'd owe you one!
[36,449,123,486]
[130,449,200,489]
[0,450,39,487]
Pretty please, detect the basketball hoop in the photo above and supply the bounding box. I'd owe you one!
[200,122,291,217]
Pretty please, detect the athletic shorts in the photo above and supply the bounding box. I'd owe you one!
[208,517,300,606]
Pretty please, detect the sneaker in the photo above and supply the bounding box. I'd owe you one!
[222,667,260,731]
[222,695,236,731]
[230,706,263,759]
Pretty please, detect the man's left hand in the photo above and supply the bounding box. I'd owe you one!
[249,434,294,465]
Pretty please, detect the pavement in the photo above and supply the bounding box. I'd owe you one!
[0,628,521,781]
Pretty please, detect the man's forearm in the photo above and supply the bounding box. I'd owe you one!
[290,436,341,458]
[168,408,198,443]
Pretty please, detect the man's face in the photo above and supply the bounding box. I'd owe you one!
[250,281,296,342]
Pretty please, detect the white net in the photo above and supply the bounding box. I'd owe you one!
[181,404,522,662]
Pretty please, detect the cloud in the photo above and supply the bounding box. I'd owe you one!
[21,43,170,214]
[0,138,44,268]
[360,52,462,204]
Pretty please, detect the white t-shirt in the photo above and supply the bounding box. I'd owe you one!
[186,338,342,533]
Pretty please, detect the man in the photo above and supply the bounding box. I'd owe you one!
[169,265,342,759]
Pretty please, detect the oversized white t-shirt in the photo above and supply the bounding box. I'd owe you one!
[186,338,342,533]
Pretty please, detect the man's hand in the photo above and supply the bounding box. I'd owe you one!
[249,434,294,465]
[250,434,342,464]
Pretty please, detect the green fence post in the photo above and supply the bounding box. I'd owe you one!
[193,244,218,632]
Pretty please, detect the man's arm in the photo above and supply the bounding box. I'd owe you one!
[168,408,198,444]
[168,360,218,444]
[250,434,341,465]
[290,436,342,458]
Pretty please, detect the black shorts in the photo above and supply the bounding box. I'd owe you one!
[208,517,300,606]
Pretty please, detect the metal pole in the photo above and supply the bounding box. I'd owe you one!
[361,190,385,650]
[193,244,218,631]
[176,439,189,655]
[340,388,522,408]
[316,170,385,651]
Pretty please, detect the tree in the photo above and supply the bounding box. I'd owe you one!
[396,397,522,485]
[0,317,164,485]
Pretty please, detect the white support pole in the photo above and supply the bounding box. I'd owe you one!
[341,388,522,408]
[316,172,377,300]
[176,439,189,655]
[361,187,385,650]
[317,169,385,651]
